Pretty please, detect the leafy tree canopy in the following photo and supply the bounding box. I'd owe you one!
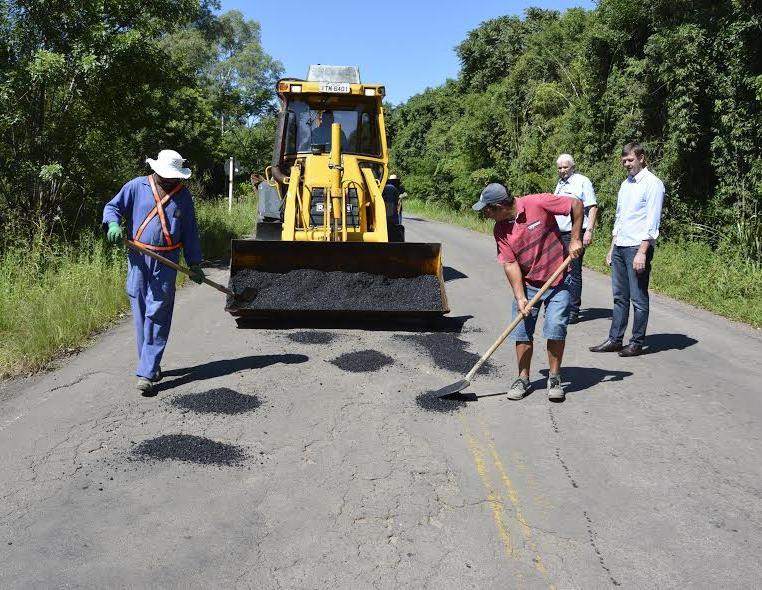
[389,2,762,259]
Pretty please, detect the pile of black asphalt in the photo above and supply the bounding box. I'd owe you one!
[227,269,442,312]
[414,390,469,413]
[132,434,246,466]
[171,388,261,415]
[330,350,394,373]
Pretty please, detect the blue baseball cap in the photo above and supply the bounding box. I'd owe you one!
[472,183,509,211]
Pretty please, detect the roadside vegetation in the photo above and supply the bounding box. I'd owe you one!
[390,4,761,330]
[0,196,257,378]
[1,3,279,236]
[404,198,762,328]
[387,4,762,264]
[1,1,274,378]
[2,0,761,375]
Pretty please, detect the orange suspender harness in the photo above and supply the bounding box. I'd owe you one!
[133,175,184,252]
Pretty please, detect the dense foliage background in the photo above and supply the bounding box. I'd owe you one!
[387,2,762,260]
[0,0,280,242]
[2,1,761,260]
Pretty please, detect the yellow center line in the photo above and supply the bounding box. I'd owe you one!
[511,449,554,511]
[476,416,556,590]
[459,416,515,559]
[481,426,551,583]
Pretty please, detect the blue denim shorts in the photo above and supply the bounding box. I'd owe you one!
[510,280,570,341]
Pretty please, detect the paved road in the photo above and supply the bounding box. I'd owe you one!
[2,217,761,589]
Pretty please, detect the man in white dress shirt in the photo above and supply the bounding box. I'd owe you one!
[590,142,665,357]
[552,154,598,323]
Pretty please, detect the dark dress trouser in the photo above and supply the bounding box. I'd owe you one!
[608,245,653,346]
[559,232,584,316]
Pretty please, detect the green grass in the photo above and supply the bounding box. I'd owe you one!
[405,198,762,329]
[0,197,257,378]
[195,195,258,258]
[584,239,762,328]
[405,198,494,234]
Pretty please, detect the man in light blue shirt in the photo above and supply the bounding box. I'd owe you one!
[552,154,598,323]
[590,142,665,357]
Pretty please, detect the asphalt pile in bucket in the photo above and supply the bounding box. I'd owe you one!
[227,269,442,311]
[330,350,394,373]
[171,388,261,415]
[395,333,495,374]
[415,390,468,413]
[287,330,336,344]
[132,434,246,466]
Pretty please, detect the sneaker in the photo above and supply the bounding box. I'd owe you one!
[136,377,155,395]
[506,377,531,400]
[151,367,162,383]
[547,375,565,402]
[568,312,579,324]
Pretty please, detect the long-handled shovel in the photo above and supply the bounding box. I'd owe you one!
[124,239,233,296]
[434,254,573,398]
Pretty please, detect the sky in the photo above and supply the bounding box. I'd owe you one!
[219,0,596,105]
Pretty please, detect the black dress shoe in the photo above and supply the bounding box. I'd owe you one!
[618,344,643,357]
[589,339,623,353]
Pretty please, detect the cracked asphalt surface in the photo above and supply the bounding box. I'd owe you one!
[2,217,762,588]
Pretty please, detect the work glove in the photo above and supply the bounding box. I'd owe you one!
[106,221,123,244]
[189,264,205,284]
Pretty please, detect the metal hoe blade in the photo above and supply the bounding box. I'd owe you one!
[434,378,471,398]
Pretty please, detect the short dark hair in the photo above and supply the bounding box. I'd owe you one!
[622,142,645,158]
[486,197,514,209]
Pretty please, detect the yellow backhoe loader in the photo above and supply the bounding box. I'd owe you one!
[227,65,448,320]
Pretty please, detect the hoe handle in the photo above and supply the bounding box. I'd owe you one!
[464,254,573,381]
[124,239,233,296]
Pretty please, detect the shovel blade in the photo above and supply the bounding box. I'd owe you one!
[434,378,471,398]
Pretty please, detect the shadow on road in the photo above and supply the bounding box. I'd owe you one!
[436,363,635,402]
[443,266,468,282]
[645,333,698,354]
[403,216,428,223]
[234,315,473,334]
[443,390,506,402]
[539,366,633,395]
[576,307,613,322]
[158,354,309,391]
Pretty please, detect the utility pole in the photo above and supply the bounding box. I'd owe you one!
[228,156,234,213]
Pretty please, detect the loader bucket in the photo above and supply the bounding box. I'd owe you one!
[226,240,449,320]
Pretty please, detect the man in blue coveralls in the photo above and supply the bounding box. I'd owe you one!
[103,149,204,395]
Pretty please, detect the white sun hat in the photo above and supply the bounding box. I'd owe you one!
[146,149,191,179]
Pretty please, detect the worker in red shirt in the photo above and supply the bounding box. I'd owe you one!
[473,183,583,402]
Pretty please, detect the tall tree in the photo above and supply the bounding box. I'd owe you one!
[0,2,282,238]
[390,4,762,259]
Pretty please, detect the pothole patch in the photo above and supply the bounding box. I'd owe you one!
[132,434,246,466]
[330,350,394,373]
[415,390,468,413]
[171,388,261,415]
[395,333,495,374]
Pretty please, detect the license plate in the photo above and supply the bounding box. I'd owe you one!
[320,82,350,93]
